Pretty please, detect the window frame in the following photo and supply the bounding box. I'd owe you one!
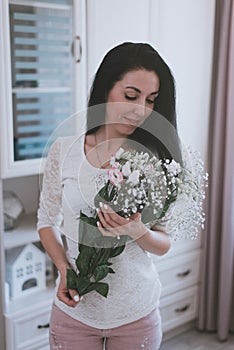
[0,0,87,178]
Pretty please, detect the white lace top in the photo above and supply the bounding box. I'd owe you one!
[37,135,162,329]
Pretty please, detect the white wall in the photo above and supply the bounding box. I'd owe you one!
[149,0,215,159]
[87,0,151,89]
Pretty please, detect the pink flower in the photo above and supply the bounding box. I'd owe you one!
[108,168,124,188]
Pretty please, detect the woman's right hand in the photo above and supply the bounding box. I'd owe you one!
[57,270,81,307]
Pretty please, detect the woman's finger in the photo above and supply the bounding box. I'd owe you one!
[99,203,128,227]
[96,207,113,228]
[68,289,82,303]
[57,288,78,307]
[98,203,118,226]
[97,221,116,237]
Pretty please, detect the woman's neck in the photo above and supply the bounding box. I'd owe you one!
[95,126,127,152]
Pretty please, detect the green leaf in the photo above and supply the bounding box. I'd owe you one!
[110,245,125,258]
[141,205,156,224]
[97,248,112,265]
[75,275,91,295]
[66,269,78,290]
[94,182,110,207]
[109,185,118,201]
[75,246,96,276]
[93,282,109,297]
[80,211,97,226]
[93,265,109,282]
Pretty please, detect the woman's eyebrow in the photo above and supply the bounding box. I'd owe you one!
[125,86,159,95]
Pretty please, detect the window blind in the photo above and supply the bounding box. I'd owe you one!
[9,0,73,160]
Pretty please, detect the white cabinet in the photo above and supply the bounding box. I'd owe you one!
[5,297,52,350]
[158,249,201,297]
[0,0,87,349]
[152,238,202,333]
[0,0,87,178]
[160,285,199,333]
[2,206,55,350]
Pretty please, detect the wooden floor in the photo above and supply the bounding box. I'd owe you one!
[160,329,234,350]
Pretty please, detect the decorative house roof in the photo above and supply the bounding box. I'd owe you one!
[6,243,44,265]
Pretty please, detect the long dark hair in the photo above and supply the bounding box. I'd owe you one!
[86,42,182,163]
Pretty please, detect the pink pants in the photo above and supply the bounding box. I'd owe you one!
[50,303,162,350]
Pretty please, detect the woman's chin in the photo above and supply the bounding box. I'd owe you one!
[120,123,137,135]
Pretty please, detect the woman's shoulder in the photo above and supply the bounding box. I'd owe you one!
[55,134,86,150]
[84,133,96,148]
[47,135,85,164]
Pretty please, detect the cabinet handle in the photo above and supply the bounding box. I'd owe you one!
[71,35,82,63]
[174,304,190,313]
[177,269,191,277]
[37,323,50,329]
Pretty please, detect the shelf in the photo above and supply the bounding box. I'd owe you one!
[4,214,39,249]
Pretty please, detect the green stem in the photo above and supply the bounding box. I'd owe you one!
[88,248,104,276]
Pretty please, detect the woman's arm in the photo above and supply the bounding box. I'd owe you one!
[96,204,171,256]
[39,226,80,307]
[37,139,80,306]
[133,227,171,255]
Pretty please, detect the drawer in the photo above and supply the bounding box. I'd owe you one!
[170,235,201,256]
[6,306,50,350]
[160,285,198,332]
[151,235,201,262]
[24,342,50,350]
[157,249,201,296]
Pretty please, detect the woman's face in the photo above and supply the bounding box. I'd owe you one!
[105,69,160,137]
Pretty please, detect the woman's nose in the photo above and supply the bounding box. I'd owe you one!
[133,101,146,118]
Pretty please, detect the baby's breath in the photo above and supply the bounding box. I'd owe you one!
[95,147,208,240]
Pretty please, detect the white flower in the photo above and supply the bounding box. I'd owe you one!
[115,147,125,159]
[124,198,129,207]
[127,170,140,185]
[122,161,131,176]
[110,156,117,167]
[166,159,181,175]
[94,145,207,241]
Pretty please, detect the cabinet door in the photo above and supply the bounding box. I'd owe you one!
[5,304,51,350]
[0,0,87,178]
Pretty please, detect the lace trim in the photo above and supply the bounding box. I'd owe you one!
[37,138,63,230]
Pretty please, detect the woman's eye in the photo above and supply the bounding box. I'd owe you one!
[146,99,155,105]
[125,95,137,101]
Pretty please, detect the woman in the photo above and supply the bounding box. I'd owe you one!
[37,42,182,350]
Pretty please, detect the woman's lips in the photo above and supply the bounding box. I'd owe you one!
[122,116,140,126]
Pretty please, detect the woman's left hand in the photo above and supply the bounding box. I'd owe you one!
[96,203,147,240]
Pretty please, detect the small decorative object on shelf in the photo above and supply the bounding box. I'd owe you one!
[6,243,46,300]
[3,191,24,231]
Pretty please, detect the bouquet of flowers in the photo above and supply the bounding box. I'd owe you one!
[67,147,208,298]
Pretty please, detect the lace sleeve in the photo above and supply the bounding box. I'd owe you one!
[37,138,63,231]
